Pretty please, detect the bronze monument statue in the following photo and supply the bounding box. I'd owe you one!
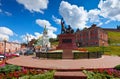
[61,18,66,34]
[66,25,74,33]
[60,18,74,34]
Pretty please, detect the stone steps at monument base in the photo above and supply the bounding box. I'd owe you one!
[54,71,87,79]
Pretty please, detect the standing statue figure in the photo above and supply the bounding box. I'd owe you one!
[117,25,120,30]
[66,25,74,33]
[61,18,66,34]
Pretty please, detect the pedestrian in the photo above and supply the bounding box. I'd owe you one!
[45,45,49,58]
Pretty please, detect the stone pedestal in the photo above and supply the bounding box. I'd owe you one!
[57,34,77,49]
[62,49,73,59]
[57,34,77,59]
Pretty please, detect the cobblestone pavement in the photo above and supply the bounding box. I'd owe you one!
[6,55,120,70]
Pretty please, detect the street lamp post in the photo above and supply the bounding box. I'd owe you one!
[26,34,31,49]
[26,35,29,48]
[4,39,7,55]
[102,41,105,54]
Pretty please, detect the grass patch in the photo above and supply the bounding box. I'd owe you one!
[107,31,120,44]
[84,45,120,56]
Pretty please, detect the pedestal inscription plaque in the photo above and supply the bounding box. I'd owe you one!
[57,34,77,59]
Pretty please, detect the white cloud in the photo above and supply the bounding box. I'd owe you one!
[0,27,14,41]
[36,19,57,38]
[88,9,101,23]
[21,32,45,43]
[59,0,120,29]
[47,30,57,38]
[105,20,111,24]
[98,0,120,21]
[0,10,12,16]
[36,19,57,32]
[17,0,49,13]
[34,32,42,39]
[0,34,9,41]
[5,11,12,16]
[59,1,88,29]
[52,15,61,24]
[0,27,13,36]
[12,40,20,43]
[98,22,103,26]
[21,33,35,43]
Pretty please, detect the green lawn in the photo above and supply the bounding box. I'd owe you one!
[107,31,120,44]
[84,46,120,56]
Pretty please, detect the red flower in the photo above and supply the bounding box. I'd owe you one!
[13,71,21,78]
[37,70,45,74]
[0,73,5,79]
[98,68,104,73]
[29,69,37,75]
[21,67,29,75]
[5,72,14,78]
[106,69,112,76]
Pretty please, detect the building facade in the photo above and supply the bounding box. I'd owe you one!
[76,24,108,47]
[0,41,21,54]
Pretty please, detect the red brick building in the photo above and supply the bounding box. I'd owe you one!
[75,24,108,47]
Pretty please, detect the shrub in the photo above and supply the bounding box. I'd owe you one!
[19,71,55,79]
[83,70,119,79]
[114,64,120,70]
[0,64,21,74]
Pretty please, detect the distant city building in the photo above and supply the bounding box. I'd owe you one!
[75,24,108,47]
[0,41,21,53]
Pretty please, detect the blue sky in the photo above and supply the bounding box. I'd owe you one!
[0,0,120,43]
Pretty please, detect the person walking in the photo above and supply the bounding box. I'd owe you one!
[45,45,49,58]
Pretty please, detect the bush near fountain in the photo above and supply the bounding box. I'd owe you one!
[36,49,103,59]
[74,51,102,59]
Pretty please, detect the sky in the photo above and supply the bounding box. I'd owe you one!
[0,0,120,43]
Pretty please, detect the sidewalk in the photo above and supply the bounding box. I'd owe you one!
[6,55,120,70]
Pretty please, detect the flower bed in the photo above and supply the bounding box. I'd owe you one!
[83,67,120,79]
[0,60,5,67]
[0,64,55,79]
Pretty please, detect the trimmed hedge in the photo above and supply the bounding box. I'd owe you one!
[74,51,102,59]
[36,51,102,59]
[36,52,62,59]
